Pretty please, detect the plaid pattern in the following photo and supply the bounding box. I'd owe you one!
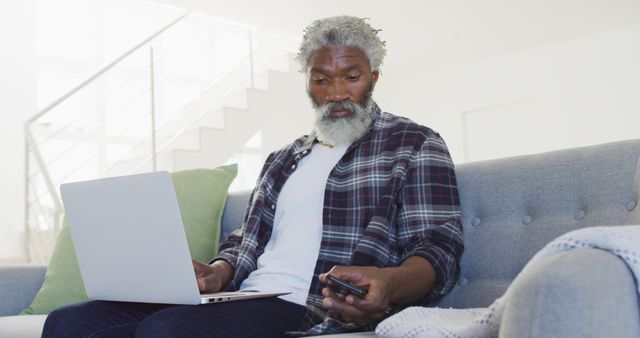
[214,104,463,335]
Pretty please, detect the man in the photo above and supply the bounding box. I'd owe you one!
[43,16,463,337]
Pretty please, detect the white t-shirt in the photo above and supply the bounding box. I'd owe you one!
[239,143,350,305]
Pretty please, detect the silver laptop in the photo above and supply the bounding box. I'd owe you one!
[60,171,288,305]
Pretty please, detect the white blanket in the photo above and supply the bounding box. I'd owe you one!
[376,225,640,338]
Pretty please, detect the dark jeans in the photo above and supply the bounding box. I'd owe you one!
[42,297,306,338]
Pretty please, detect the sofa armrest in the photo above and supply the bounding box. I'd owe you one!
[0,265,46,316]
[500,248,640,338]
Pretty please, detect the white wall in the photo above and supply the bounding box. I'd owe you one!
[405,22,640,163]
[0,1,36,263]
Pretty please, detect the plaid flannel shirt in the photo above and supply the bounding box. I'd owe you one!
[213,104,463,335]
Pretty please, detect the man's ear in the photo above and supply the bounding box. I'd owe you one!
[371,69,380,88]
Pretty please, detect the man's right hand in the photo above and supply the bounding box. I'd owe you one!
[192,259,234,293]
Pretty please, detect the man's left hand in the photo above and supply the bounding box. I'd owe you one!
[319,266,393,325]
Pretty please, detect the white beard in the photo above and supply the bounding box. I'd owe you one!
[311,96,374,147]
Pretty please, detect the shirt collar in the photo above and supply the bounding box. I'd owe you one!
[293,102,382,155]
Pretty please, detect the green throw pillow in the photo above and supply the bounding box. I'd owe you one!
[21,164,237,315]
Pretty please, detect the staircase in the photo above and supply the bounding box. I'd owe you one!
[24,11,311,263]
[171,68,309,171]
[104,57,311,177]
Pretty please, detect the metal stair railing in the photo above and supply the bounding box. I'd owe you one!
[27,28,292,207]
[108,34,294,176]
[27,20,257,205]
[25,12,189,226]
[24,10,297,263]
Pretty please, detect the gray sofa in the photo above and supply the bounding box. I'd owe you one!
[1,139,639,337]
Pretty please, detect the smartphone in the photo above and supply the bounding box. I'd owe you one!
[326,274,369,299]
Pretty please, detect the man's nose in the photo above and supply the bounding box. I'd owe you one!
[326,80,349,102]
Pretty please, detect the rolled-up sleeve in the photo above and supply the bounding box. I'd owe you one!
[397,134,464,300]
[212,228,243,269]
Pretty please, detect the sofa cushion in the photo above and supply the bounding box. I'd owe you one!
[21,165,237,315]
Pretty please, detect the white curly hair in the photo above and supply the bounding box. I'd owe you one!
[296,16,387,72]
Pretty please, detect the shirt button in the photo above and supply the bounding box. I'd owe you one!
[271,204,275,210]
[291,164,296,170]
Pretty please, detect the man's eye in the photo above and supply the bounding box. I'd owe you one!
[347,75,360,81]
[313,78,327,85]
